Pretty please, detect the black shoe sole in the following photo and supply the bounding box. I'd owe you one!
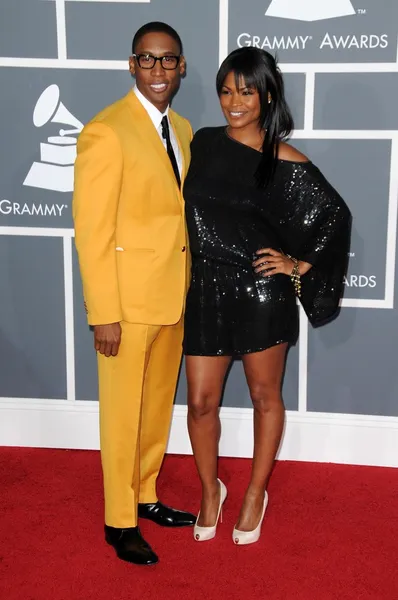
[138,517,195,528]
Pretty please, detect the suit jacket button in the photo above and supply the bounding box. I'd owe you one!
[181,246,186,252]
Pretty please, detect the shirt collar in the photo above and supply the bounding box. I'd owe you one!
[133,85,169,130]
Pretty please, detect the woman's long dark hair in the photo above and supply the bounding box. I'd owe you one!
[216,47,294,187]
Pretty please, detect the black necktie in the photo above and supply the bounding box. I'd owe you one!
[161,116,181,188]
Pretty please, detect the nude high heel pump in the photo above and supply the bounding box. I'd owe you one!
[194,479,227,542]
[232,491,268,545]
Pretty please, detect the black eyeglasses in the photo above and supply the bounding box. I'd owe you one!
[133,53,181,70]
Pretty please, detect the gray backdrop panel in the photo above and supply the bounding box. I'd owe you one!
[307,254,398,416]
[280,74,306,130]
[0,0,57,59]
[73,245,98,401]
[314,73,398,130]
[307,305,398,416]
[0,236,67,399]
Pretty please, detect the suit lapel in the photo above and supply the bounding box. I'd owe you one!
[125,90,178,186]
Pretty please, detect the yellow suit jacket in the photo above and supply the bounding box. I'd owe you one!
[73,90,193,326]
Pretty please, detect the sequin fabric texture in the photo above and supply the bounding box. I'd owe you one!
[183,127,351,357]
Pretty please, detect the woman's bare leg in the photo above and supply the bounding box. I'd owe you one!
[236,343,288,531]
[186,355,232,526]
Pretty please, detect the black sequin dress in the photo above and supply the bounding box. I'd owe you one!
[183,127,351,357]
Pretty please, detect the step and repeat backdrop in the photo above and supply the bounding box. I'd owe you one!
[1,0,397,465]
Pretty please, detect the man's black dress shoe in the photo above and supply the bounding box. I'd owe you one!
[104,525,158,565]
[138,501,196,527]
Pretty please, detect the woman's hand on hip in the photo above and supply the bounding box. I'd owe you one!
[252,248,312,277]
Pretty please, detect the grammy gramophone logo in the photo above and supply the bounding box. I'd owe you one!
[265,0,356,21]
[23,85,83,193]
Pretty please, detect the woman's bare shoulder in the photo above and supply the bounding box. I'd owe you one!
[277,142,310,163]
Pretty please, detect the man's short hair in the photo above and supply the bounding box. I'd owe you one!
[132,22,183,54]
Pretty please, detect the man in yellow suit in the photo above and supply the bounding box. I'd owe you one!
[73,22,195,566]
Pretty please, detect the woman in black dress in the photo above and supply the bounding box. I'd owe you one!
[183,48,351,545]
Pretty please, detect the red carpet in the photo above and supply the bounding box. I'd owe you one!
[1,449,398,600]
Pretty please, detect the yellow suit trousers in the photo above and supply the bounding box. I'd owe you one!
[98,318,183,527]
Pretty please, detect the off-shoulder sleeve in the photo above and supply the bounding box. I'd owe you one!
[270,162,352,326]
[296,166,351,325]
[299,215,351,326]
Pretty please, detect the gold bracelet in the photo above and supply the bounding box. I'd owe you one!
[287,255,301,298]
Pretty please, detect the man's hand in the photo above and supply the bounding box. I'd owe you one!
[94,323,122,357]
